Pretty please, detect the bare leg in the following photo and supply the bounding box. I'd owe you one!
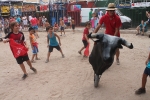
[59,49,64,55]
[116,49,120,60]
[31,54,36,61]
[79,47,85,52]
[19,63,27,74]
[141,73,148,88]
[136,27,140,35]
[63,30,65,35]
[60,30,62,36]
[35,54,40,60]
[142,29,144,35]
[26,60,33,68]
[46,52,51,61]
[35,30,39,38]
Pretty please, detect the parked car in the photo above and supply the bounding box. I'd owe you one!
[80,7,132,29]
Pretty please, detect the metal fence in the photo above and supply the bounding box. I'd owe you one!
[119,7,150,27]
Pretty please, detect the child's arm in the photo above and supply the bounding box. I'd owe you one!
[29,36,33,49]
[3,33,10,43]
[47,35,49,47]
[146,52,150,65]
[85,34,90,44]
[3,38,9,43]
[23,39,29,49]
[55,33,61,46]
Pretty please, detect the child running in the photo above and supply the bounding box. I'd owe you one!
[59,18,65,36]
[29,27,40,63]
[135,51,150,94]
[45,26,65,63]
[71,18,75,34]
[78,22,91,57]
[3,22,37,80]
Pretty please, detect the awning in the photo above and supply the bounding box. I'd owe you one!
[0,0,23,2]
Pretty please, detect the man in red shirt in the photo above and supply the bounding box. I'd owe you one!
[94,3,122,65]
[30,15,39,38]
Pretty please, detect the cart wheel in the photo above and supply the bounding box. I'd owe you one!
[94,73,100,88]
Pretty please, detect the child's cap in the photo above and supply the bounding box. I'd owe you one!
[28,27,35,32]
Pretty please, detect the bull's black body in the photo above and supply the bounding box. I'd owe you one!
[88,33,133,87]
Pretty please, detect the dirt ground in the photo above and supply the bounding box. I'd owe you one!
[0,28,150,100]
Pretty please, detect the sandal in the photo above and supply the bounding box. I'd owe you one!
[62,54,65,58]
[83,55,88,58]
[78,51,82,55]
[35,58,40,60]
[136,33,140,35]
[31,60,36,63]
[45,59,49,63]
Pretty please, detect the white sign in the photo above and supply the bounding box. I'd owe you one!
[132,2,150,7]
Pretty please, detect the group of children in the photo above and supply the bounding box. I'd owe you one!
[59,17,76,36]
[3,21,65,80]
[3,19,90,80]
[2,18,150,96]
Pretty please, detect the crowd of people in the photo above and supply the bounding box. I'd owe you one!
[1,2,150,96]
[0,14,76,40]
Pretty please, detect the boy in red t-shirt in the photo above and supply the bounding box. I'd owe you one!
[78,22,91,57]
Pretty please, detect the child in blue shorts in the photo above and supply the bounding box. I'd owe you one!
[135,52,150,94]
[29,27,40,63]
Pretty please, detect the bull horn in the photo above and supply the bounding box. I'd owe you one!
[121,39,133,49]
[90,33,104,39]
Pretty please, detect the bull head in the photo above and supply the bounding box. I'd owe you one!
[88,33,133,75]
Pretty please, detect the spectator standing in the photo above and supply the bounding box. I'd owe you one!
[89,8,93,21]
[68,15,71,29]
[4,18,9,36]
[42,16,47,29]
[94,3,122,65]
[30,15,39,38]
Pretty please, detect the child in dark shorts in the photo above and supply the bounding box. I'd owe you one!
[59,18,65,36]
[78,22,91,57]
[135,52,150,94]
[45,26,65,63]
[3,22,37,80]
[71,18,75,34]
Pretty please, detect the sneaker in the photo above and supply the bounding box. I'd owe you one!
[135,88,146,95]
[62,54,65,58]
[30,67,37,73]
[141,34,144,36]
[45,59,49,63]
[22,74,28,80]
[60,35,62,36]
[116,59,120,65]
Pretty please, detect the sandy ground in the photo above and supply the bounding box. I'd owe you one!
[0,28,150,100]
